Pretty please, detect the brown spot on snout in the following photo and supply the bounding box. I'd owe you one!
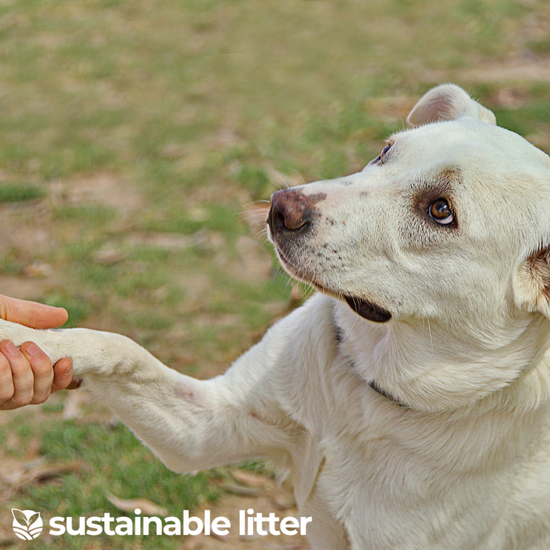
[268,189,326,234]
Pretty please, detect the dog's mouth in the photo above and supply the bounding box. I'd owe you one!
[274,246,392,323]
[343,296,392,323]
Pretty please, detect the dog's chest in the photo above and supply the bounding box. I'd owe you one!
[314,423,513,550]
[273,296,550,548]
[302,390,550,550]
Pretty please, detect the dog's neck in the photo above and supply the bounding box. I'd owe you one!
[332,298,550,414]
[333,307,410,408]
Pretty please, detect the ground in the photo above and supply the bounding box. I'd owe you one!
[0,0,550,548]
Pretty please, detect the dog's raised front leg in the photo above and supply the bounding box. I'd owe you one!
[0,319,300,473]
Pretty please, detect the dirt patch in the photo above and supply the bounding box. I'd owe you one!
[0,275,52,303]
[50,172,144,217]
[0,201,53,254]
[426,56,550,84]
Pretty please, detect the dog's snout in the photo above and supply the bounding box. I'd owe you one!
[269,190,309,233]
[268,190,326,235]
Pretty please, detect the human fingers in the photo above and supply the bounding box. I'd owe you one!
[0,340,35,409]
[0,294,68,329]
[0,351,15,408]
[20,341,55,404]
[51,358,75,392]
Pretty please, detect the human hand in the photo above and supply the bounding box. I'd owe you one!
[0,295,74,410]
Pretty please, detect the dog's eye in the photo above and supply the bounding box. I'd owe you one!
[372,143,392,164]
[428,199,454,225]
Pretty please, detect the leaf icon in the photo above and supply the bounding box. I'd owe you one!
[29,512,39,524]
[11,509,29,526]
[11,509,43,540]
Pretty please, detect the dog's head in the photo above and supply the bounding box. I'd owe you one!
[268,84,550,412]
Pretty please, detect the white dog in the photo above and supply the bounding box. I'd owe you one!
[3,84,550,549]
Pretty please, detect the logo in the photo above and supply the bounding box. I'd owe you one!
[11,509,43,540]
[7,507,311,539]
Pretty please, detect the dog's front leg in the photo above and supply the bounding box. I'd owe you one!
[0,319,298,473]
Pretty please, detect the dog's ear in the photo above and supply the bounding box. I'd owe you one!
[514,248,550,319]
[407,84,496,127]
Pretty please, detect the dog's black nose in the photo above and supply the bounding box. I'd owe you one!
[269,190,308,232]
[268,189,321,234]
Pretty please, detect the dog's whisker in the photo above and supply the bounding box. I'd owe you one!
[290,168,306,186]
[244,210,269,218]
[244,199,271,206]
[253,228,268,240]
[270,180,286,191]
[272,170,291,190]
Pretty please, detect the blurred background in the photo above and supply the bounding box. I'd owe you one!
[0,0,549,548]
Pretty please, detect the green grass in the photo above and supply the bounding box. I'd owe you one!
[1,0,550,547]
[527,38,550,53]
[2,416,217,550]
[43,294,93,327]
[141,203,244,236]
[0,183,44,203]
[54,205,117,224]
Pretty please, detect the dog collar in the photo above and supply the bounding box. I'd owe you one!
[367,380,406,407]
[334,309,407,408]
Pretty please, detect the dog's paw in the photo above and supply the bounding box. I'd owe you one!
[67,377,84,390]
